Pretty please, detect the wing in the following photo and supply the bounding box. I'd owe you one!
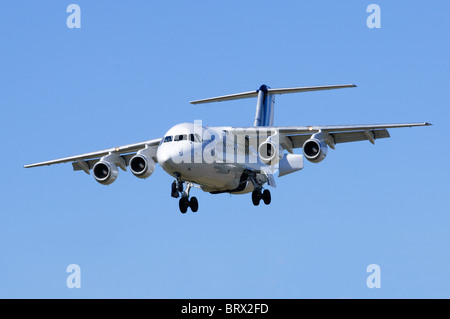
[226,122,431,150]
[278,122,431,149]
[24,138,161,173]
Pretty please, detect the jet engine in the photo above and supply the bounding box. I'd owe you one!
[302,138,328,163]
[129,148,156,179]
[258,137,283,166]
[93,153,125,185]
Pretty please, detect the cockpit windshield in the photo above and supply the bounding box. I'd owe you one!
[162,133,202,143]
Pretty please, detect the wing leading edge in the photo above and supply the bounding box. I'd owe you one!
[24,138,161,169]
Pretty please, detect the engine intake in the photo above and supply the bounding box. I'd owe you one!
[303,138,328,163]
[258,138,282,166]
[92,153,125,185]
[130,154,155,179]
[93,160,119,185]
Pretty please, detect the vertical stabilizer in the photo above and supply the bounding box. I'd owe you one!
[253,85,275,127]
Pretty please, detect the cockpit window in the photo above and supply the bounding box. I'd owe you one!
[189,134,202,143]
[175,134,187,141]
[163,134,202,143]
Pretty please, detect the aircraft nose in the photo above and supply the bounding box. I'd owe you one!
[157,146,174,170]
[157,143,192,172]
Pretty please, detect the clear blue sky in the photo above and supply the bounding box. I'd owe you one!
[0,1,449,298]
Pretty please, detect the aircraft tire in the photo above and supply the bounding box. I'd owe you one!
[262,189,271,205]
[190,197,199,212]
[179,197,189,213]
[252,191,261,206]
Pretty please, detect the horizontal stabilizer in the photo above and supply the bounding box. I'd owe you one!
[190,84,356,104]
[190,90,258,104]
[267,84,356,95]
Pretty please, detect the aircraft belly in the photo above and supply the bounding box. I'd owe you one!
[179,162,244,191]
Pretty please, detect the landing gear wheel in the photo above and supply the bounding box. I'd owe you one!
[179,197,189,214]
[190,197,199,213]
[252,190,261,206]
[262,189,271,205]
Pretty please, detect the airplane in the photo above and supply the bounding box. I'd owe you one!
[24,84,430,213]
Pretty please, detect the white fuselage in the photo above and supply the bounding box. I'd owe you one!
[156,123,268,194]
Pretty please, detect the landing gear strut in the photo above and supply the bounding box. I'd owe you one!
[171,175,199,213]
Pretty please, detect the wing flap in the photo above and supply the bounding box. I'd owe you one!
[72,159,97,172]
[333,129,390,144]
[289,129,390,148]
[71,153,138,173]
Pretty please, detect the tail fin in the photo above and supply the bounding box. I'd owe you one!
[190,84,356,127]
[254,84,274,127]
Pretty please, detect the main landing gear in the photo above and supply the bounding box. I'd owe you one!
[251,189,271,206]
[248,171,271,207]
[171,174,198,214]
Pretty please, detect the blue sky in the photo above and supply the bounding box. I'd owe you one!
[0,1,449,298]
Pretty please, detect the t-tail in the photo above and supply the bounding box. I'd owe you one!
[190,83,357,127]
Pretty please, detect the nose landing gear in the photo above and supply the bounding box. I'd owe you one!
[179,195,198,214]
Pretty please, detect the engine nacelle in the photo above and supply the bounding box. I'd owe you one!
[258,137,283,166]
[279,153,304,177]
[93,160,119,185]
[92,153,126,185]
[129,152,155,179]
[302,138,328,163]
